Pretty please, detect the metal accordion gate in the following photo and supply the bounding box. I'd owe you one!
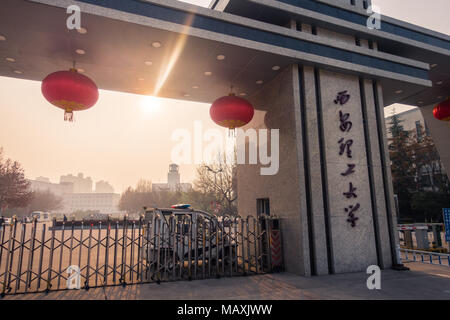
[0,214,282,296]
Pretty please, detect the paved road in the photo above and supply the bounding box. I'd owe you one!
[2,262,450,300]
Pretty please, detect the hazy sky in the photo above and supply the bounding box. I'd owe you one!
[0,0,448,193]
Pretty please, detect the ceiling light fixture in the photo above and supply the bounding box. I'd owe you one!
[152,41,162,48]
[436,81,443,85]
[240,93,247,96]
[77,68,85,73]
[217,55,226,60]
[272,65,280,71]
[256,80,264,84]
[144,61,153,66]
[77,27,88,34]
[431,64,438,68]
[13,70,22,74]
[418,101,424,105]
[5,57,15,62]
[184,94,190,97]
[395,90,403,94]
[75,49,86,55]
[204,71,212,76]
[192,86,199,89]
[138,78,145,81]
[0,35,6,41]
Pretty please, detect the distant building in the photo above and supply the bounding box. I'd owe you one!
[152,164,192,192]
[29,177,73,196]
[385,107,447,192]
[385,107,431,140]
[60,173,93,193]
[95,180,115,193]
[61,193,121,214]
[168,164,180,186]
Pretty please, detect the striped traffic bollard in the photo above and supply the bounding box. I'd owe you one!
[270,230,282,272]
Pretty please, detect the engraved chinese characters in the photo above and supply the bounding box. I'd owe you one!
[335,90,360,227]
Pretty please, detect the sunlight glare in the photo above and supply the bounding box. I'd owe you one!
[139,95,162,113]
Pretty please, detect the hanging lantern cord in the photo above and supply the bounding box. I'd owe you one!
[229,85,235,96]
[228,128,236,138]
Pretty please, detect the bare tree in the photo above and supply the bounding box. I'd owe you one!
[119,179,181,214]
[195,153,237,216]
[0,148,32,214]
[6,190,63,217]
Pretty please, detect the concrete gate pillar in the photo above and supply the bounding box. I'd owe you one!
[432,225,442,248]
[415,229,430,250]
[237,24,399,275]
[404,230,413,249]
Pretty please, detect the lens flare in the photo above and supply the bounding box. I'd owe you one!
[152,13,195,97]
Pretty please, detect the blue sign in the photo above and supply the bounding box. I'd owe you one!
[443,208,450,242]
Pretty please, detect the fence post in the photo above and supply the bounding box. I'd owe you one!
[264,216,272,273]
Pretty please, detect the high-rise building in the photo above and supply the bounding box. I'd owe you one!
[60,173,93,193]
[95,180,115,193]
[61,193,121,214]
[385,107,431,140]
[29,177,74,196]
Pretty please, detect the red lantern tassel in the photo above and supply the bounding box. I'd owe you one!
[64,110,74,122]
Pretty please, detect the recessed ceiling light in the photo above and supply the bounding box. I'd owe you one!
[152,42,161,48]
[204,71,212,76]
[77,68,85,73]
[239,93,247,96]
[75,49,86,55]
[13,70,22,74]
[436,81,443,85]
[0,35,6,41]
[395,90,403,94]
[217,55,226,60]
[144,61,153,66]
[256,80,264,84]
[5,57,15,62]
[272,65,280,71]
[192,86,199,89]
[77,27,87,34]
[431,63,438,68]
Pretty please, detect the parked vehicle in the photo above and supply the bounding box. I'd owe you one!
[31,211,51,222]
[143,206,236,271]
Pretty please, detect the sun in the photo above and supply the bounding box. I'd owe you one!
[139,95,162,113]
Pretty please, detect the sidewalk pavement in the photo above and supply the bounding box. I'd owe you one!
[3,262,450,300]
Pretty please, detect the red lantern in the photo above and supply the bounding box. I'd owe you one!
[41,68,99,121]
[433,98,450,121]
[210,94,254,131]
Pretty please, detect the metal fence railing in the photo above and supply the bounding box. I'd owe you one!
[0,214,282,296]
[399,248,450,267]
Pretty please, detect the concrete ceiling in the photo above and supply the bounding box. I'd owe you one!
[0,0,295,104]
[0,0,447,109]
[213,0,450,108]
